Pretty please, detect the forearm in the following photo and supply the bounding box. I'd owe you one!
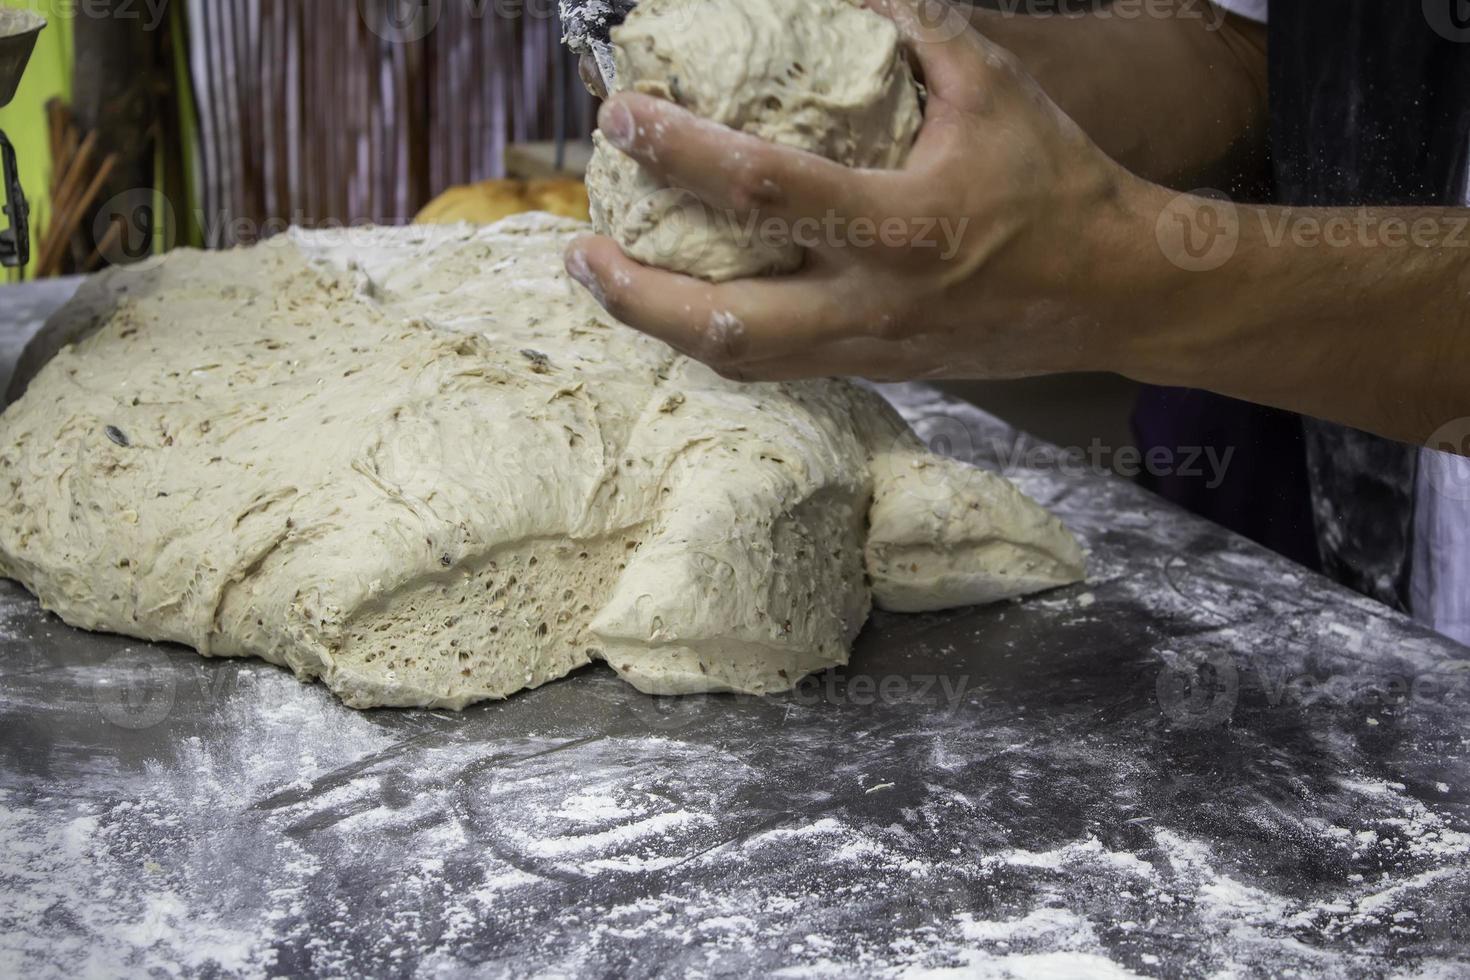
[1106,187,1470,445]
[967,1,1268,191]
[572,0,1470,453]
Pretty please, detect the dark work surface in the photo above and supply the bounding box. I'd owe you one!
[1,280,1468,978]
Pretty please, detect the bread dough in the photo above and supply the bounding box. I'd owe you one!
[586,0,922,281]
[0,217,1082,709]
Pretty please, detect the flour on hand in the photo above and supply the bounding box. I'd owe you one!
[0,218,1082,709]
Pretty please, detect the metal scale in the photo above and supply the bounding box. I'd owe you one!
[0,9,44,269]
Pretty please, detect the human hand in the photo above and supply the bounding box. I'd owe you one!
[564,0,1158,382]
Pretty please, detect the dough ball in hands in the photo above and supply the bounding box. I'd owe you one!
[586,0,923,282]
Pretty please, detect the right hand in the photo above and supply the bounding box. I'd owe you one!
[565,0,1161,384]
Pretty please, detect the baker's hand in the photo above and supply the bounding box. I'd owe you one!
[564,0,1158,381]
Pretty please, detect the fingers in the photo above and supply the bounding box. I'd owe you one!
[565,235,872,370]
[598,95,875,223]
[592,2,997,230]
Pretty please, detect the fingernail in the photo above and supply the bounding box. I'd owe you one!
[565,247,604,302]
[600,100,634,150]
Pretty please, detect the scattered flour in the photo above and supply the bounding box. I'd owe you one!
[3,381,1470,978]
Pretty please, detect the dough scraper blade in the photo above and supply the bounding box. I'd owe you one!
[558,0,640,92]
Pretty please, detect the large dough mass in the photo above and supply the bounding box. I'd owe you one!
[586,0,922,281]
[0,217,1083,708]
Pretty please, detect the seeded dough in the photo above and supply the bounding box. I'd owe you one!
[586,0,922,281]
[0,217,1083,709]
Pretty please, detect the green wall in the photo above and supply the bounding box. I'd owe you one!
[0,0,72,281]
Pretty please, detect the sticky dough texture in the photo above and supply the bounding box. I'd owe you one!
[0,217,1083,709]
[586,0,923,282]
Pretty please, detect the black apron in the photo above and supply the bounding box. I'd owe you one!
[1137,1,1470,610]
[1274,1,1470,609]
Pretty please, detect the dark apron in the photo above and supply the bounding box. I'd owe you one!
[1136,0,1470,610]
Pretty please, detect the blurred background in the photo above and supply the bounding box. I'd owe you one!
[0,0,596,279]
[0,0,1135,450]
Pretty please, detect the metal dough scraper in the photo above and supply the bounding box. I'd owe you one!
[558,0,640,92]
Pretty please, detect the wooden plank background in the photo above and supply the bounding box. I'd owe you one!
[185,0,594,246]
